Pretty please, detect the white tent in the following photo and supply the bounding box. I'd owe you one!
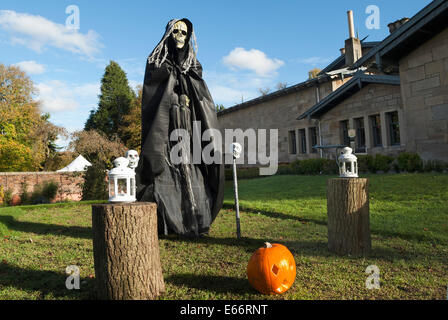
[57,155,92,172]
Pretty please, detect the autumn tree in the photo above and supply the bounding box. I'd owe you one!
[0,64,65,172]
[85,61,134,140]
[118,85,142,152]
[69,129,127,166]
[215,104,226,113]
[69,129,127,200]
[308,68,322,79]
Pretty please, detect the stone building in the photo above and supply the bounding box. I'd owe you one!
[217,0,448,165]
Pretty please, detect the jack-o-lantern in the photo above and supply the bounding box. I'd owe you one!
[247,242,296,295]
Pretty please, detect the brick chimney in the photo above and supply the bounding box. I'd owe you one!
[344,10,362,66]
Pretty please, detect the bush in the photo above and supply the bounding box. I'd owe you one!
[397,152,423,172]
[3,188,12,206]
[277,164,292,175]
[374,154,394,173]
[357,155,374,173]
[42,181,59,201]
[27,181,59,204]
[81,160,109,200]
[225,167,261,181]
[289,158,338,175]
[225,153,444,178]
[20,181,30,205]
[423,159,447,172]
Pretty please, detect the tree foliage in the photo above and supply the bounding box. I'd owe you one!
[215,104,226,113]
[85,61,134,141]
[69,129,127,166]
[118,85,142,152]
[308,68,322,79]
[0,64,65,172]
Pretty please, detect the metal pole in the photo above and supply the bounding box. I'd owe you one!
[232,158,241,239]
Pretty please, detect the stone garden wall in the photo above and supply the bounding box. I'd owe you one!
[0,171,84,203]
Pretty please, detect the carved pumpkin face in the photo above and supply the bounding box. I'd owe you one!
[247,242,296,295]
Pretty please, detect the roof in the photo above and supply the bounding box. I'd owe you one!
[217,75,330,116]
[57,155,92,172]
[217,41,381,117]
[318,41,381,75]
[352,0,448,71]
[297,73,400,120]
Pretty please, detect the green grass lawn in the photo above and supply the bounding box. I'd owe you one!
[0,174,447,300]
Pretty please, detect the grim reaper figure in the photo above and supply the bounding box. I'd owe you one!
[136,18,225,237]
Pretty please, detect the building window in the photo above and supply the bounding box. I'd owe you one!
[288,130,297,154]
[309,127,318,153]
[370,114,382,147]
[354,117,366,153]
[298,129,307,154]
[340,120,350,146]
[387,111,400,146]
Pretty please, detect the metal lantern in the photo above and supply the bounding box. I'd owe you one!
[338,147,358,178]
[108,157,136,203]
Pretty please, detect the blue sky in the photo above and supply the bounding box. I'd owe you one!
[0,0,431,147]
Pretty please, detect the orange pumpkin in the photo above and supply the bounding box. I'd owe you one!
[247,242,296,295]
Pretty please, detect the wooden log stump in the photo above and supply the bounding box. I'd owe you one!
[327,178,371,256]
[91,202,165,300]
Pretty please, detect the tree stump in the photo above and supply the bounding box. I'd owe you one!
[327,178,371,256]
[91,202,165,300]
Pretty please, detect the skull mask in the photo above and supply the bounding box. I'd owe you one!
[230,143,242,159]
[125,150,140,169]
[172,21,188,49]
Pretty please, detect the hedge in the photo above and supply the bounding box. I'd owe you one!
[224,152,447,180]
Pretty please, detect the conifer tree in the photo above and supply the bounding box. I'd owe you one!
[85,61,134,140]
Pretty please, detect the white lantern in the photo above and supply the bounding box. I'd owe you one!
[338,147,358,178]
[108,157,136,203]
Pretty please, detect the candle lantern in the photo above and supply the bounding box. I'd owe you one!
[338,147,358,178]
[108,157,136,203]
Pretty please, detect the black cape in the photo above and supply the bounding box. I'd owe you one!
[136,18,225,236]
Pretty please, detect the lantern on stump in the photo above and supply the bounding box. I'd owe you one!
[108,157,136,203]
[338,147,358,178]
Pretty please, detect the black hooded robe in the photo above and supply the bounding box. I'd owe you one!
[136,18,225,237]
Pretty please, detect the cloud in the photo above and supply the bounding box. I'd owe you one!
[208,85,253,105]
[204,70,275,106]
[36,80,100,113]
[13,60,46,75]
[222,47,284,76]
[0,10,103,57]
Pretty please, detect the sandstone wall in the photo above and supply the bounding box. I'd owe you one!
[217,81,334,165]
[399,27,448,160]
[320,83,405,157]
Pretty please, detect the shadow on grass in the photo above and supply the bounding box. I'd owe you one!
[222,204,446,247]
[0,262,94,299]
[161,234,447,264]
[165,273,255,295]
[0,215,92,239]
[221,203,327,227]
